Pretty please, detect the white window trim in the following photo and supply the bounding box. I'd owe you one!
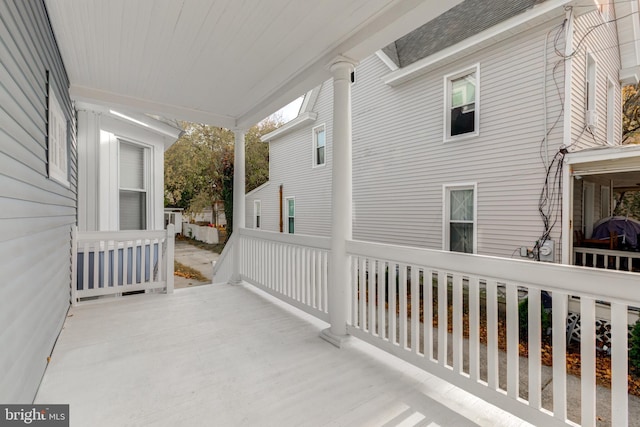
[585,51,597,114]
[254,200,261,229]
[606,76,616,145]
[442,183,478,253]
[117,139,152,231]
[312,123,326,168]
[443,63,480,142]
[47,84,69,187]
[285,196,295,234]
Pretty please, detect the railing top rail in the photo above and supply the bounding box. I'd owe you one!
[574,246,640,256]
[77,229,167,242]
[239,228,331,250]
[347,239,640,305]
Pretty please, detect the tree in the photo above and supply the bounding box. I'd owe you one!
[623,84,640,143]
[164,118,281,229]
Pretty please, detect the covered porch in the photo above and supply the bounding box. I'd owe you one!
[36,284,524,427]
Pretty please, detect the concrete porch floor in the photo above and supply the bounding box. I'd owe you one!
[36,284,530,427]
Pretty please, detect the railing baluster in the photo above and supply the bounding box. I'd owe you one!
[368,258,376,336]
[390,263,397,345]
[437,271,447,366]
[468,275,480,380]
[411,265,419,354]
[452,273,463,374]
[351,256,357,326]
[378,259,386,341]
[611,302,629,427]
[506,284,518,398]
[93,242,100,289]
[580,296,596,427]
[399,264,407,349]
[528,290,542,409]
[123,241,129,286]
[552,291,568,421]
[486,279,498,390]
[82,242,89,292]
[359,257,366,331]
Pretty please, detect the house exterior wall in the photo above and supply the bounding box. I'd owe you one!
[246,82,334,237]
[570,8,622,150]
[350,16,569,259]
[0,0,77,403]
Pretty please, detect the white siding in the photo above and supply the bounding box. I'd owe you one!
[246,82,333,236]
[570,9,622,150]
[0,0,76,403]
[351,16,566,259]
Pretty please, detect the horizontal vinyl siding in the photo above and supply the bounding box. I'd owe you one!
[352,16,566,259]
[247,82,333,237]
[0,0,76,403]
[570,9,622,150]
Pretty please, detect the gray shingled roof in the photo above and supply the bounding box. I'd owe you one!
[382,0,546,68]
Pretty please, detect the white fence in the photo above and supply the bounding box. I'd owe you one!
[574,247,640,272]
[71,226,174,305]
[346,239,639,427]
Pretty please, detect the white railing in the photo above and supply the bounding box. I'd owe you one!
[346,239,639,427]
[238,228,330,322]
[212,234,236,284]
[71,225,174,305]
[574,246,640,272]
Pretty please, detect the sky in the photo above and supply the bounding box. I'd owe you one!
[271,96,303,123]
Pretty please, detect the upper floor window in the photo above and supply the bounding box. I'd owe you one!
[119,141,148,230]
[445,64,479,141]
[313,124,326,167]
[47,82,69,186]
[607,77,615,144]
[444,184,477,254]
[586,53,596,113]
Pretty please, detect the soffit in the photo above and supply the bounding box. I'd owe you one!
[44,0,462,128]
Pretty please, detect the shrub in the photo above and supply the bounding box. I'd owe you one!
[630,320,640,372]
[519,297,552,342]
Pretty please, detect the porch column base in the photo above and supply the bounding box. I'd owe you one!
[320,327,350,348]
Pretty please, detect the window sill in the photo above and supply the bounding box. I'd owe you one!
[444,131,479,143]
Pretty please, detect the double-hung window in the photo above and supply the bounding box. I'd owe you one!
[286,197,295,234]
[445,65,479,140]
[47,82,69,186]
[313,124,326,167]
[254,200,261,229]
[444,184,477,253]
[119,141,148,230]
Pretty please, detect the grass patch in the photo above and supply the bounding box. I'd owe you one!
[174,260,208,282]
[177,234,225,254]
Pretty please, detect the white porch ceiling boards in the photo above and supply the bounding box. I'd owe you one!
[44,0,462,129]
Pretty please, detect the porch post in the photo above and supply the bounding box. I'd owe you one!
[230,129,246,284]
[320,56,357,347]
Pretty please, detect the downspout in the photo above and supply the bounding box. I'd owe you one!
[279,184,283,233]
[561,7,574,265]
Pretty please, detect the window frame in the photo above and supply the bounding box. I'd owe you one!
[285,197,295,234]
[254,200,261,229]
[443,64,480,142]
[442,183,478,254]
[606,76,616,145]
[585,52,597,114]
[312,123,326,168]
[118,139,150,231]
[47,81,70,187]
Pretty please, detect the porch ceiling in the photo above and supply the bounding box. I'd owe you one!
[44,0,462,129]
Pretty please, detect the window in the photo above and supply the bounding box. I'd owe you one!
[444,184,476,253]
[313,124,326,167]
[445,65,479,140]
[47,82,69,186]
[286,197,295,234]
[119,141,148,230]
[254,200,261,229]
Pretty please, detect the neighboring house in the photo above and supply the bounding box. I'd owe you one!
[246,0,638,265]
[0,1,181,403]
